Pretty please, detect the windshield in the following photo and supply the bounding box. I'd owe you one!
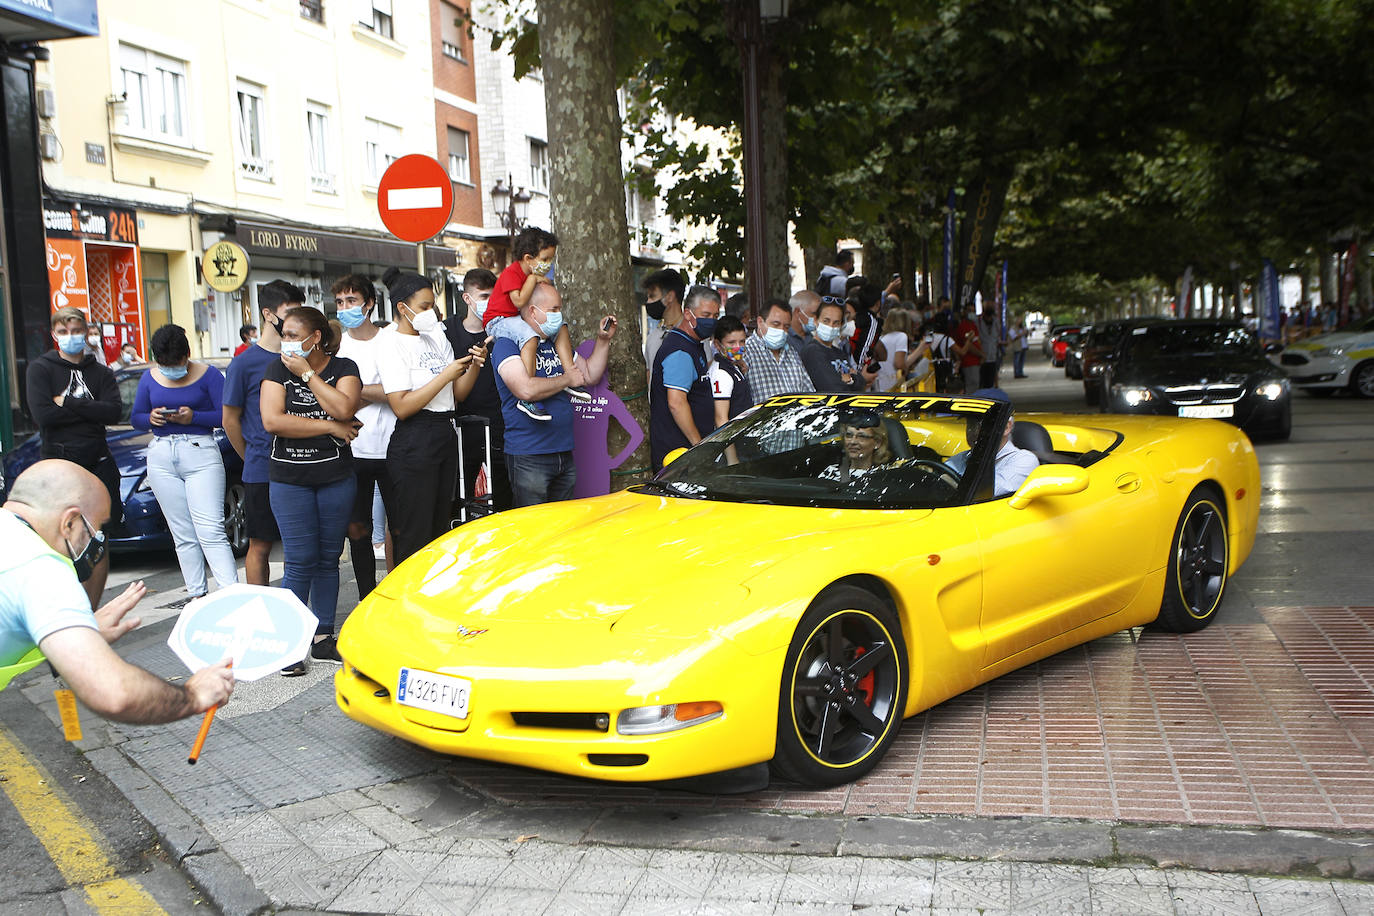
[642,393,1004,509]
[1126,324,1258,361]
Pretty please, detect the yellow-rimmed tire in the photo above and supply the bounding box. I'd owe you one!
[1156,490,1229,632]
[770,587,908,786]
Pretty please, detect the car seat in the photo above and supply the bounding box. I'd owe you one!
[882,418,913,461]
[1010,420,1056,465]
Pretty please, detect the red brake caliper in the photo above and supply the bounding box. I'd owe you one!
[852,646,875,706]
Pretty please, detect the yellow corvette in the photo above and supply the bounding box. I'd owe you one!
[336,393,1260,787]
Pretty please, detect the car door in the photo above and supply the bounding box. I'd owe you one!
[965,452,1157,668]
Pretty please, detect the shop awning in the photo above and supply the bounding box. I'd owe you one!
[0,0,98,42]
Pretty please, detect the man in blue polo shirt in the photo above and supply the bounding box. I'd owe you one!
[493,284,616,507]
[649,285,719,471]
[223,280,303,585]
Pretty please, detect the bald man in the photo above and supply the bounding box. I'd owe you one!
[0,460,234,720]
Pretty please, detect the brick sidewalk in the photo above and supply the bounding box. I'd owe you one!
[456,606,1374,830]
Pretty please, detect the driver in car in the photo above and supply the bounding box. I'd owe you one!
[945,389,1039,497]
[820,412,892,483]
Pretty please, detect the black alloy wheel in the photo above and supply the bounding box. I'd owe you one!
[223,481,249,557]
[1155,490,1229,632]
[771,586,908,786]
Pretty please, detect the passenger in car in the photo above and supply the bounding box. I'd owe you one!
[820,413,892,483]
[945,389,1039,497]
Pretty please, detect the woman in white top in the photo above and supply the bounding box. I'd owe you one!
[375,268,486,564]
[875,310,932,391]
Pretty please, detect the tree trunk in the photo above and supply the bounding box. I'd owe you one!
[801,244,830,297]
[538,0,649,486]
[759,45,791,299]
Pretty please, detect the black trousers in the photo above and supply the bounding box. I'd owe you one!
[386,411,458,565]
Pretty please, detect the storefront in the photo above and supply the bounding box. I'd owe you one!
[42,198,144,362]
[197,216,458,356]
[0,0,100,448]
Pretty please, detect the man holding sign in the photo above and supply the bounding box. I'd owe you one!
[0,461,234,721]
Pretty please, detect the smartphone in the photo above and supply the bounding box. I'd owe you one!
[601,316,615,332]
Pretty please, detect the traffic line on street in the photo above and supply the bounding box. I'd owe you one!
[0,726,168,915]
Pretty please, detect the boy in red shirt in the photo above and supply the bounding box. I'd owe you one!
[484,226,588,420]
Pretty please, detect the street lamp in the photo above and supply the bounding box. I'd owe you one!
[733,0,790,321]
[489,176,532,258]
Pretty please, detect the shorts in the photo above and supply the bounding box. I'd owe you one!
[486,314,539,349]
[244,481,281,542]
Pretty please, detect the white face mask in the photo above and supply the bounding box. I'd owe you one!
[816,323,841,344]
[406,304,440,333]
[842,320,856,338]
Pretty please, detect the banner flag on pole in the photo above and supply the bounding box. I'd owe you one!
[942,188,956,306]
[1178,266,1194,318]
[999,260,1009,343]
[953,175,1010,314]
[1338,241,1358,326]
[1259,259,1281,341]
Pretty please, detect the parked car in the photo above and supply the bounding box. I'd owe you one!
[1273,314,1374,398]
[1102,320,1291,440]
[1051,326,1084,368]
[1,360,247,555]
[1080,320,1132,405]
[1063,326,1089,379]
[337,391,1261,787]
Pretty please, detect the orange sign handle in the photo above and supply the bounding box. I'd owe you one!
[187,660,231,765]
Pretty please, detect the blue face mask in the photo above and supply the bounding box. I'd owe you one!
[815,323,841,344]
[280,341,313,359]
[56,332,86,356]
[804,317,817,334]
[693,316,717,340]
[337,306,366,329]
[762,326,789,351]
[536,308,563,339]
[160,364,189,380]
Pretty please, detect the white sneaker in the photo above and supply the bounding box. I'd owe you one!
[372,542,385,560]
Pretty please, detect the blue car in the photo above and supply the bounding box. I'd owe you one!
[1,361,248,556]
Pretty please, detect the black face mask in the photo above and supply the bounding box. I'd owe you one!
[267,312,286,338]
[645,298,666,321]
[66,514,106,583]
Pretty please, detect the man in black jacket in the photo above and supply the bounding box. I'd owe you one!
[25,307,122,605]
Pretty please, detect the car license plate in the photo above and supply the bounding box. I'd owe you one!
[1178,404,1234,419]
[396,667,471,720]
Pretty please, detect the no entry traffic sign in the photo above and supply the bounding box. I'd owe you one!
[378,154,454,243]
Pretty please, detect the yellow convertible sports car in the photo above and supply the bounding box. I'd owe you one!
[336,393,1260,787]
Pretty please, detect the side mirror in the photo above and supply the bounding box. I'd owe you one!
[1007,464,1090,509]
[662,447,688,468]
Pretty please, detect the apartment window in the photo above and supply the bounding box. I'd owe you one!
[300,0,324,23]
[440,1,465,60]
[446,128,470,184]
[307,102,334,192]
[235,79,271,180]
[119,43,189,143]
[364,117,401,185]
[359,0,393,39]
[529,139,549,194]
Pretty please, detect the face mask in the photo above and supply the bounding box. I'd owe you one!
[533,259,554,276]
[467,294,489,321]
[66,514,106,583]
[267,313,287,338]
[337,306,366,329]
[842,320,857,339]
[535,307,563,339]
[645,298,666,321]
[160,364,189,380]
[87,334,101,346]
[724,345,745,361]
[56,332,86,356]
[762,326,788,351]
[804,317,817,334]
[280,340,314,359]
[816,323,841,344]
[694,316,717,340]
[406,304,440,334]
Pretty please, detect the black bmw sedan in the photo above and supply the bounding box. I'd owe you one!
[1102,319,1291,440]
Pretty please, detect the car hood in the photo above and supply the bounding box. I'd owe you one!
[1117,355,1279,387]
[1287,328,1374,352]
[373,489,930,629]
[106,428,155,476]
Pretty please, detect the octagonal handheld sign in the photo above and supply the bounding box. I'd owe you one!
[168,584,319,683]
[377,154,454,243]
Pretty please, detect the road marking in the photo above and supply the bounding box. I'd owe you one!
[0,726,168,914]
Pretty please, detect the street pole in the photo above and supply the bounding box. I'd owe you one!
[738,0,767,323]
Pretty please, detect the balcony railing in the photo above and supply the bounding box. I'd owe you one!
[240,156,273,180]
[310,172,336,193]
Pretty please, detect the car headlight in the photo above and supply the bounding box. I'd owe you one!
[617,701,723,735]
[1256,380,1288,400]
[1072,349,1083,359]
[1113,385,1154,406]
[1312,346,1343,358]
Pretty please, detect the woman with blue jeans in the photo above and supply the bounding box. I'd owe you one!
[260,307,361,675]
[132,324,238,598]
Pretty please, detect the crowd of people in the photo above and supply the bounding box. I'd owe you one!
[5,235,1033,687]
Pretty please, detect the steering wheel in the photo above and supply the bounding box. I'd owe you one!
[906,459,961,488]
